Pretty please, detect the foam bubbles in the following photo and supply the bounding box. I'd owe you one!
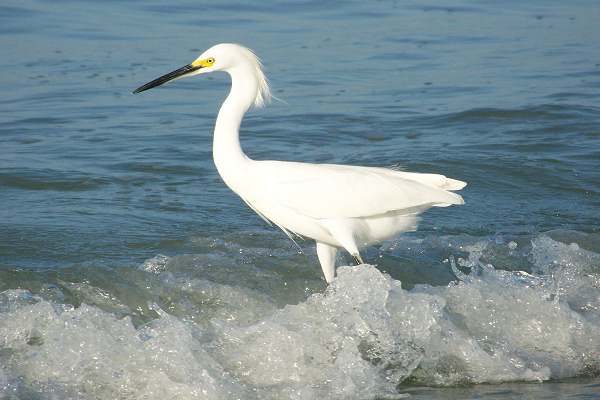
[1,234,599,398]
[0,291,245,399]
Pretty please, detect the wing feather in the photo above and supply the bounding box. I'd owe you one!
[252,161,465,219]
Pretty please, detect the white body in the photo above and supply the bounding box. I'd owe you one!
[139,44,467,283]
[208,44,466,282]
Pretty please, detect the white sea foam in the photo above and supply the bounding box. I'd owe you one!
[1,234,598,399]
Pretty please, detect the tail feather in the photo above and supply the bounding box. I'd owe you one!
[434,191,465,207]
[443,178,467,191]
[381,168,467,192]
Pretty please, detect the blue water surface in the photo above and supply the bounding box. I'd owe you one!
[1,1,599,398]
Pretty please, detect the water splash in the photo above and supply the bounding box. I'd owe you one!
[1,234,599,399]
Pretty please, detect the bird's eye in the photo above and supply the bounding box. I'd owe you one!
[207,58,215,64]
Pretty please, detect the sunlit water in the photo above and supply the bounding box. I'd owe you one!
[1,1,599,399]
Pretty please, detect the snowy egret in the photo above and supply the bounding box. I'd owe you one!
[133,43,466,283]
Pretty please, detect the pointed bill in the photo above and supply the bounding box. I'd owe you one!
[133,64,201,94]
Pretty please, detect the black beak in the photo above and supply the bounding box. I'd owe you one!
[133,64,202,94]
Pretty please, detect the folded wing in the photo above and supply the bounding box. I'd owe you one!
[252,161,466,219]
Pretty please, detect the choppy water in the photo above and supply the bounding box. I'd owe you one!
[1,0,599,399]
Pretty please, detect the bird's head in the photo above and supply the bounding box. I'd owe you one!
[133,43,271,107]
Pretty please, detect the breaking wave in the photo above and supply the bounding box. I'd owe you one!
[1,234,599,399]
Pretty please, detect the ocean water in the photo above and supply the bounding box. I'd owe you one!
[1,0,599,399]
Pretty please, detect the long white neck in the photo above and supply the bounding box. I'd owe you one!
[213,65,258,193]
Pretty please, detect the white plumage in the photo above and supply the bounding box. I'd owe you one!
[134,43,466,283]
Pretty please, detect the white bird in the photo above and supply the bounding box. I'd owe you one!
[134,43,466,283]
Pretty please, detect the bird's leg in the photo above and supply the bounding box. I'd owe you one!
[316,242,337,283]
[322,219,364,267]
[352,253,364,265]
